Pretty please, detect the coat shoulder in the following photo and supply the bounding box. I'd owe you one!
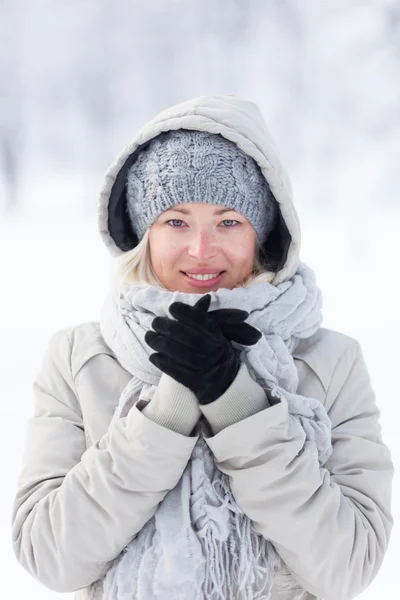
[59,321,115,379]
[293,327,360,393]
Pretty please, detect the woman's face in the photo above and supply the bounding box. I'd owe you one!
[148,203,257,292]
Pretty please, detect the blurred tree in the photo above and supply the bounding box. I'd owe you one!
[74,0,120,169]
[385,0,400,57]
[0,0,23,212]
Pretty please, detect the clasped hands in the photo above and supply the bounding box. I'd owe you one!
[144,294,261,405]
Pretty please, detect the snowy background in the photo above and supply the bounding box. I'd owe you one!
[1,1,399,598]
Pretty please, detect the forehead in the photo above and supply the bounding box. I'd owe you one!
[165,203,241,216]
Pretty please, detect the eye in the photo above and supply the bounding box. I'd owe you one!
[166,219,185,228]
[221,219,240,227]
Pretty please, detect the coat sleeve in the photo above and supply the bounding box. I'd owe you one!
[204,340,395,600]
[11,330,198,593]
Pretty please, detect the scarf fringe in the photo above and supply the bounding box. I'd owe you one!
[189,437,281,600]
[202,469,280,600]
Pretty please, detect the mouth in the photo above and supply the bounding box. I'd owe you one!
[180,271,225,287]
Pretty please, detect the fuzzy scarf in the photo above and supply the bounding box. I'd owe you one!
[98,261,332,599]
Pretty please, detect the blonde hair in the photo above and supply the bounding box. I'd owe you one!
[113,228,276,291]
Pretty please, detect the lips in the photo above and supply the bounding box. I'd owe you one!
[181,271,225,288]
[181,271,224,276]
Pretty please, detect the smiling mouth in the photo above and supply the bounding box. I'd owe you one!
[181,271,225,277]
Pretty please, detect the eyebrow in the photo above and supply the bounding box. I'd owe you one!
[165,207,236,215]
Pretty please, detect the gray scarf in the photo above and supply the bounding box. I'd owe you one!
[98,261,333,599]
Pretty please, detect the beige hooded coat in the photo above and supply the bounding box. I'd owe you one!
[11,95,394,600]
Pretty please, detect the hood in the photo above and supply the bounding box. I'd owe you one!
[98,94,301,285]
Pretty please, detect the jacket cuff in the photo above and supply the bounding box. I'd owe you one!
[199,362,271,435]
[140,373,201,436]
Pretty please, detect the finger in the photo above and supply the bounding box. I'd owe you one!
[145,331,211,368]
[151,316,216,354]
[218,322,262,346]
[209,308,249,325]
[168,293,212,326]
[168,301,209,330]
[194,294,211,311]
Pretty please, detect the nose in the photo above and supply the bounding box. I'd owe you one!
[187,229,218,262]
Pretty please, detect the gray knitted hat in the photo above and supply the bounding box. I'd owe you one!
[125,129,278,242]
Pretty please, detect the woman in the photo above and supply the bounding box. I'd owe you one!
[11,95,394,600]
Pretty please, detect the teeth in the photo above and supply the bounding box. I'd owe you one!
[186,273,220,281]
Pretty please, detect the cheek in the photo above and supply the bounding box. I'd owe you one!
[149,234,181,273]
[232,238,256,266]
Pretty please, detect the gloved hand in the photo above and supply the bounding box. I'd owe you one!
[144,294,261,405]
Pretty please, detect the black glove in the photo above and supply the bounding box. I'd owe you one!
[144,294,261,405]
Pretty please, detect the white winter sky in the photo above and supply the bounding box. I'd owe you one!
[1,1,399,598]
